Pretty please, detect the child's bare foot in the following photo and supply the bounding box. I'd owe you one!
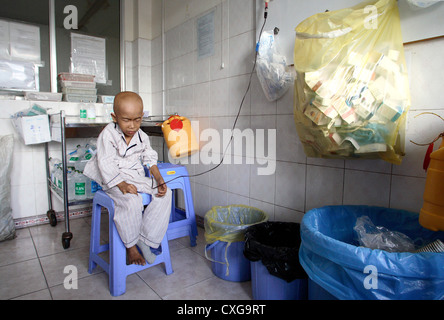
[126,246,146,265]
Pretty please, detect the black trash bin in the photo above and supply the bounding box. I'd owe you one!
[244,222,308,300]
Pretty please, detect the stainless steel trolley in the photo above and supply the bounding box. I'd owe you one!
[45,110,164,249]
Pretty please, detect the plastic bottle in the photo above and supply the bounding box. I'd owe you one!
[67,169,75,201]
[68,145,82,169]
[79,103,87,123]
[103,103,113,122]
[49,158,62,186]
[420,137,444,231]
[86,177,99,199]
[56,166,63,191]
[87,103,96,123]
[74,170,87,200]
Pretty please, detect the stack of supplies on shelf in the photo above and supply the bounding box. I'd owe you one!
[58,72,97,103]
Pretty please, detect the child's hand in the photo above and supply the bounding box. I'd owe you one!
[117,181,138,195]
[156,182,167,197]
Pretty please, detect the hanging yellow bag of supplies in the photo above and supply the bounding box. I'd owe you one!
[293,0,410,164]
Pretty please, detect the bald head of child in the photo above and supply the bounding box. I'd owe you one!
[111,91,144,142]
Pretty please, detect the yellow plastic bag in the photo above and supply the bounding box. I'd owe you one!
[204,205,268,244]
[293,0,410,164]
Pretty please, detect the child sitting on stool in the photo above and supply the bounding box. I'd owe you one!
[84,91,172,266]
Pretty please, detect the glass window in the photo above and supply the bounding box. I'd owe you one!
[0,0,121,95]
[0,0,51,92]
[55,0,121,95]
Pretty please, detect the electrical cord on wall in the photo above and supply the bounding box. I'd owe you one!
[150,4,269,190]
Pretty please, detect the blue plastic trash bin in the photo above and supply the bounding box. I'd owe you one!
[204,205,268,282]
[251,260,308,300]
[206,240,251,282]
[244,222,308,300]
[300,205,444,300]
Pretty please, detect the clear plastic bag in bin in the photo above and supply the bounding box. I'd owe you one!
[354,215,416,252]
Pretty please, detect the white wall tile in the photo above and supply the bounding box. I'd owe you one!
[151,64,163,93]
[345,158,392,174]
[138,65,152,93]
[34,182,49,215]
[11,151,34,187]
[151,36,163,66]
[125,41,133,68]
[194,183,210,217]
[32,150,47,184]
[274,205,304,223]
[227,193,250,207]
[228,30,255,77]
[307,157,344,169]
[343,170,391,207]
[405,38,444,110]
[227,155,250,198]
[209,188,228,207]
[165,25,180,61]
[209,162,228,191]
[305,165,344,212]
[228,74,251,116]
[228,0,254,37]
[180,19,195,56]
[210,39,230,81]
[194,54,210,84]
[276,115,306,163]
[193,82,210,117]
[250,162,276,204]
[213,1,229,44]
[137,38,152,67]
[179,85,195,117]
[11,184,36,219]
[209,78,229,116]
[250,198,275,220]
[275,161,305,212]
[390,175,426,213]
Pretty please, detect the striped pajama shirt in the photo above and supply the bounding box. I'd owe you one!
[84,123,172,249]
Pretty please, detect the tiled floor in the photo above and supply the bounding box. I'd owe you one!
[0,215,253,300]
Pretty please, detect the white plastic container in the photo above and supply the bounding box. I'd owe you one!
[58,72,95,82]
[59,80,96,89]
[62,87,97,95]
[25,92,62,101]
[63,94,97,103]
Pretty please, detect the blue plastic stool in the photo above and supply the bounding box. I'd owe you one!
[154,163,198,246]
[88,190,173,296]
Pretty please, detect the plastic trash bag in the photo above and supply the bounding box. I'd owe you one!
[0,135,15,242]
[204,205,268,244]
[244,222,307,282]
[407,0,444,9]
[256,29,295,101]
[354,215,415,252]
[300,205,444,300]
[293,0,410,164]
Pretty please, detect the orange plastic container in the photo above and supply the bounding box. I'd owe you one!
[420,138,444,231]
[161,115,199,159]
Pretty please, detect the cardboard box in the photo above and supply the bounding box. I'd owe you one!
[12,114,51,145]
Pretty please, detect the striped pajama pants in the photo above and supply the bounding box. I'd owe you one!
[105,174,172,249]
